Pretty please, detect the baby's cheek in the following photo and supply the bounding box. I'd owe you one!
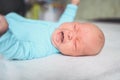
[59,43,74,55]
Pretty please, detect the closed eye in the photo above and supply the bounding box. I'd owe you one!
[74,39,77,51]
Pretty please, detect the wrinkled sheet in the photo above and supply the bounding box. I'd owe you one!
[0,22,120,80]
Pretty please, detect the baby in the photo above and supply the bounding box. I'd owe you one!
[0,0,105,60]
[52,22,105,56]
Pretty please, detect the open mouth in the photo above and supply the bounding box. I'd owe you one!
[52,30,65,47]
[61,31,64,43]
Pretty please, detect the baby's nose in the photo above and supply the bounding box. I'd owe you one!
[67,31,74,40]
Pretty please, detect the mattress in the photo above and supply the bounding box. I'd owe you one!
[0,22,120,80]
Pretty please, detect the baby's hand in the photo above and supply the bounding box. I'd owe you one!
[71,0,80,5]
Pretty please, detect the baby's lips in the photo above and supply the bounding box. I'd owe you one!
[56,32,62,43]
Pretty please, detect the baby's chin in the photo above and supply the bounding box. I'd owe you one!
[51,30,60,48]
[51,34,57,48]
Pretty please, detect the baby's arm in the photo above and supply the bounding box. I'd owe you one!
[0,13,33,60]
[58,0,80,23]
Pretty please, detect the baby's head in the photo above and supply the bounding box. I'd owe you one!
[52,22,105,56]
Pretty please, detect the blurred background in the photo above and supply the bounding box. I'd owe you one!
[0,0,120,22]
[76,0,120,23]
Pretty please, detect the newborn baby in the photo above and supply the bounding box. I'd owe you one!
[0,0,105,60]
[52,22,105,56]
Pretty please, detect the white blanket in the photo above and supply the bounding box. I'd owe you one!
[0,22,120,80]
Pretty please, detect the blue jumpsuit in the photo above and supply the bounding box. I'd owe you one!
[0,4,78,60]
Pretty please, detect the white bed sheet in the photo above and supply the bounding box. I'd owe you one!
[0,22,120,80]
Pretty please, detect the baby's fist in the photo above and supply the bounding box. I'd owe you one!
[71,0,80,5]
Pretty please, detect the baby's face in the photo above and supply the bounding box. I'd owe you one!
[52,22,105,56]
